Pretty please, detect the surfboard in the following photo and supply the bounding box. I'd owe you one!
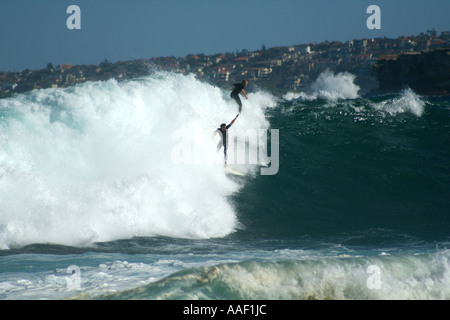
[224,166,244,176]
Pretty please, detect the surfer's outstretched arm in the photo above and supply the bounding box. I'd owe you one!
[228,114,239,128]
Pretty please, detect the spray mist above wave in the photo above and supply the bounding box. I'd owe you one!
[0,72,275,249]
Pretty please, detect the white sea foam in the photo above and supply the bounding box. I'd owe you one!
[0,72,275,249]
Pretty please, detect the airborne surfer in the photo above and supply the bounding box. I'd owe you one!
[229,80,248,113]
[215,114,239,167]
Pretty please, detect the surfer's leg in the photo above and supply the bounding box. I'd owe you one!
[231,94,242,112]
[236,98,242,113]
[224,145,228,166]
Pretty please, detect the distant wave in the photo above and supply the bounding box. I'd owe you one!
[283,70,360,101]
[310,70,360,100]
[283,70,426,117]
[370,88,426,117]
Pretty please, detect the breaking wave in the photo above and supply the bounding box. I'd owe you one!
[0,72,276,249]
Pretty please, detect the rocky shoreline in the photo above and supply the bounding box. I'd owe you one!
[374,48,450,96]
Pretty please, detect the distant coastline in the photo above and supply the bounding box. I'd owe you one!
[1,31,449,99]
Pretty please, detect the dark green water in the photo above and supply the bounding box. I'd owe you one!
[233,93,449,245]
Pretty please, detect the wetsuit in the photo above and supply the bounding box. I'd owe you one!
[216,115,239,163]
[217,124,231,159]
[230,83,245,113]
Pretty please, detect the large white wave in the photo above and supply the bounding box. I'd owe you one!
[0,72,275,249]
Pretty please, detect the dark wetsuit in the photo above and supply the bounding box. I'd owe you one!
[217,124,231,159]
[216,115,239,163]
[230,83,245,112]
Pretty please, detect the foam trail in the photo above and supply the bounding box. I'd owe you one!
[0,72,275,249]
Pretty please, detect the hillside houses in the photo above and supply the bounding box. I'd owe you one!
[1,31,449,98]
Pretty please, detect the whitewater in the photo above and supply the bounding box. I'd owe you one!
[1,70,449,300]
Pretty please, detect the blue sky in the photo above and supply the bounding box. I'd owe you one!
[0,0,449,71]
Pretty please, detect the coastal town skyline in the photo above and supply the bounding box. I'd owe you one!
[1,0,449,72]
[1,30,449,99]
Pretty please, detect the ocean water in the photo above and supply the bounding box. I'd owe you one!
[0,71,449,300]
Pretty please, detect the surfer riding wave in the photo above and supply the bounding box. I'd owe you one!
[229,80,248,113]
[215,114,239,167]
